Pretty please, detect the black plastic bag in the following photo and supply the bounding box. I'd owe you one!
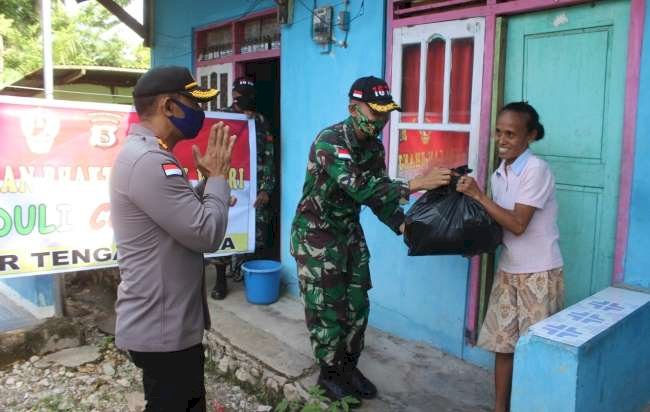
[404,167,502,257]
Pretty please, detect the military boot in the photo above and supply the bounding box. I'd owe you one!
[317,365,362,408]
[211,264,228,300]
[344,354,377,399]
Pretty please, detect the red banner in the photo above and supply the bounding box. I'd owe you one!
[397,115,469,180]
[0,96,256,277]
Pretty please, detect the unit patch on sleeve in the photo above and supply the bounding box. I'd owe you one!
[162,163,183,177]
[335,147,352,160]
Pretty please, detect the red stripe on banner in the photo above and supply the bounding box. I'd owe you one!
[0,100,252,184]
[0,102,132,171]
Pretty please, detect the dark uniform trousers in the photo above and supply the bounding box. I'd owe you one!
[129,344,206,412]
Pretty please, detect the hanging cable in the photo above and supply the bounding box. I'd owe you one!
[155,31,192,39]
[235,0,265,22]
[2,85,135,100]
[350,0,364,22]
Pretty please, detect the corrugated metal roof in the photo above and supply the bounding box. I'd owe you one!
[0,66,146,97]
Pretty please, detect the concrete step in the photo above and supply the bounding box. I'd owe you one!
[205,267,493,411]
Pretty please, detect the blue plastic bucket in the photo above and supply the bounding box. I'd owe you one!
[242,260,282,305]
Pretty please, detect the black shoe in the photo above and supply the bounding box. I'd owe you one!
[317,367,362,408]
[347,367,377,399]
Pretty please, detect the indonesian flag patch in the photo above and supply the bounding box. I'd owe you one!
[335,147,352,160]
[162,163,183,177]
[352,89,363,99]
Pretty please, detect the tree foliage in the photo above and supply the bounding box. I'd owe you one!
[0,0,150,86]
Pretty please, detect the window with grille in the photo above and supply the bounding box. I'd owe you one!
[389,18,485,180]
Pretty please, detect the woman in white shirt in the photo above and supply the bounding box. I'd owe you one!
[457,102,564,412]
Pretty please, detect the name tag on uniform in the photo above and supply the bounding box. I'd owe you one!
[162,163,183,177]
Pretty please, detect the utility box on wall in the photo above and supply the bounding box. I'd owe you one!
[312,6,333,44]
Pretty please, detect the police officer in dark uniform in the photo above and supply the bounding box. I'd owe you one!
[110,66,236,412]
[210,77,277,300]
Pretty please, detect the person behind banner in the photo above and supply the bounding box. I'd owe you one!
[456,102,564,412]
[290,76,452,406]
[110,66,236,412]
[210,77,277,300]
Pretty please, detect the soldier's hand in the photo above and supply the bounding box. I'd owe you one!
[409,167,452,191]
[254,191,270,208]
[192,122,236,178]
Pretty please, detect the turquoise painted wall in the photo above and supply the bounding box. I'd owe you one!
[624,3,650,289]
[511,295,650,412]
[512,336,579,411]
[152,0,491,367]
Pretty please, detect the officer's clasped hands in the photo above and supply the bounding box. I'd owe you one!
[192,122,237,178]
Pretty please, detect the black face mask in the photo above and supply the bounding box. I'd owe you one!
[234,94,256,112]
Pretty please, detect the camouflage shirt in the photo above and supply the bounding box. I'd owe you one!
[252,112,276,195]
[291,117,410,245]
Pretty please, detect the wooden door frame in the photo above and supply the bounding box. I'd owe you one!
[385,0,647,343]
[240,57,282,262]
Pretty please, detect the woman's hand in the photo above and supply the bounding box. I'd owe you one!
[456,176,483,201]
[457,176,536,236]
[409,167,452,192]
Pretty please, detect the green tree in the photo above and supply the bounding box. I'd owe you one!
[0,0,150,86]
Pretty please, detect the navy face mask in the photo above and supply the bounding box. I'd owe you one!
[168,98,205,139]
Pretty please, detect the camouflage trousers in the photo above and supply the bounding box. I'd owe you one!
[291,228,371,367]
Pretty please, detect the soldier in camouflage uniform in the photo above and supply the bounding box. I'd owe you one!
[290,76,451,404]
[211,77,276,300]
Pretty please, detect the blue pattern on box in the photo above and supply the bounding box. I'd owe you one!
[528,287,650,347]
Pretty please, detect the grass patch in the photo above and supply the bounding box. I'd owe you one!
[275,385,360,412]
